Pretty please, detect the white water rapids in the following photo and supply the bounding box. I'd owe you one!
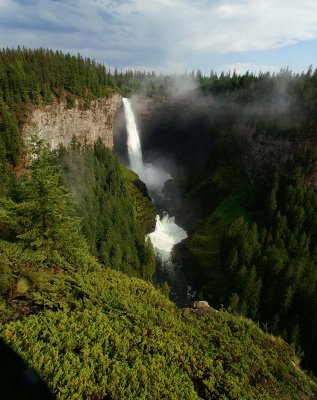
[148,214,188,262]
[122,97,187,263]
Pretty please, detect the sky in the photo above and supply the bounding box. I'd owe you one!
[1,0,317,75]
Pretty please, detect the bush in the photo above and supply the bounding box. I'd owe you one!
[1,268,316,400]
[0,255,13,296]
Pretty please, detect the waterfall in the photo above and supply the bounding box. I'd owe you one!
[148,214,187,262]
[122,98,171,192]
[123,98,188,303]
[122,98,143,175]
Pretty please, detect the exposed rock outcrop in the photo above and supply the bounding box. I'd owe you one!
[181,300,219,318]
[23,94,122,149]
[193,300,211,309]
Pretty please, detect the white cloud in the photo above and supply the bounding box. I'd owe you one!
[0,0,317,69]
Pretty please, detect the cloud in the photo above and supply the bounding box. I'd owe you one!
[0,0,317,70]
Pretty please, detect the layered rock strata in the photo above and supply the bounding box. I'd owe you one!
[23,94,122,149]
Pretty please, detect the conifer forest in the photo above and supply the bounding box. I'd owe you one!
[1,48,317,399]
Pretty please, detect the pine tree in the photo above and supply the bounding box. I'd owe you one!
[268,173,279,218]
[15,136,96,269]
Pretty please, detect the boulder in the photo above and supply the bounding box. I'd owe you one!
[193,300,210,309]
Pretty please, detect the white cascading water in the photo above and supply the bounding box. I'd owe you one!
[122,98,144,175]
[148,214,188,262]
[122,97,187,264]
[122,98,170,192]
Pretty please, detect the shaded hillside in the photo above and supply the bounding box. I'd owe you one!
[169,148,317,374]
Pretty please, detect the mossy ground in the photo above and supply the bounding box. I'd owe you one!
[0,267,316,400]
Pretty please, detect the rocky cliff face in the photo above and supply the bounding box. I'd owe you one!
[23,94,122,149]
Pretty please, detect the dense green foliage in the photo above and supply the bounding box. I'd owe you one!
[0,136,97,269]
[169,68,317,374]
[0,47,117,107]
[1,267,316,400]
[120,165,156,233]
[0,135,154,312]
[220,178,317,371]
[0,137,98,315]
[58,138,155,280]
[175,163,317,374]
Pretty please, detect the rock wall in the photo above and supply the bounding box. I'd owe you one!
[23,93,122,149]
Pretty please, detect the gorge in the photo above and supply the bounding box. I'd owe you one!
[122,97,189,305]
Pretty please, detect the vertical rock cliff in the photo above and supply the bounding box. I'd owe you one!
[23,94,122,149]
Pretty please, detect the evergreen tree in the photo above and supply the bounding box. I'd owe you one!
[15,136,96,269]
[58,139,156,280]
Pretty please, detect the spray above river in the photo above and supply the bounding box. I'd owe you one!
[122,97,188,302]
